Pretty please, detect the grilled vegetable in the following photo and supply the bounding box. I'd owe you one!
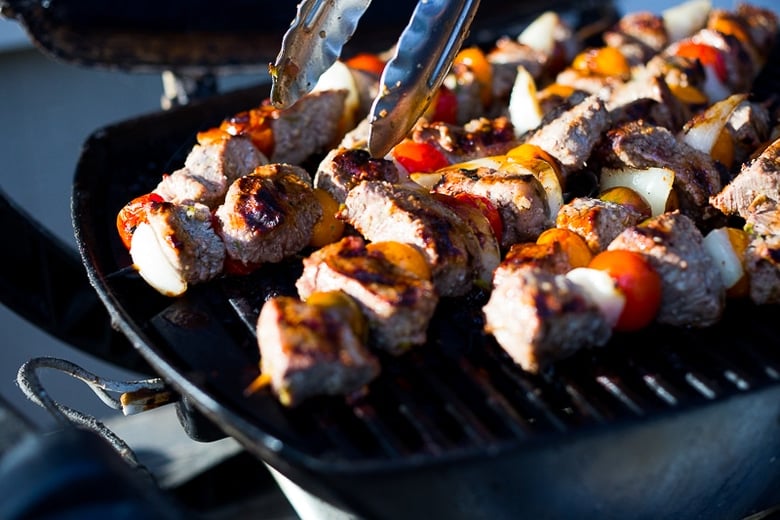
[589,249,663,332]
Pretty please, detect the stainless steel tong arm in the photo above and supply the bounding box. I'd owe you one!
[368,0,480,157]
[270,0,373,110]
[270,0,480,157]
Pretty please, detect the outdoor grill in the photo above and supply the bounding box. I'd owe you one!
[2,0,780,518]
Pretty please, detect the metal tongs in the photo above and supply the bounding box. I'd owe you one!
[270,0,481,158]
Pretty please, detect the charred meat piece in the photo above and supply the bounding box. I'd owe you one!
[432,165,549,247]
[597,119,722,225]
[296,236,438,354]
[314,147,403,204]
[725,100,771,168]
[524,93,611,179]
[605,71,691,132]
[410,117,517,165]
[214,164,322,267]
[154,134,267,208]
[499,241,574,275]
[556,196,645,253]
[256,293,380,407]
[223,89,350,165]
[710,136,780,219]
[483,264,611,373]
[486,38,546,103]
[129,200,225,297]
[340,180,483,297]
[745,212,780,305]
[608,211,725,327]
[603,11,668,66]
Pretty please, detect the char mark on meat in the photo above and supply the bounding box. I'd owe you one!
[741,201,780,305]
[433,165,549,247]
[710,136,780,219]
[524,93,610,179]
[596,120,723,225]
[142,200,226,285]
[500,241,574,275]
[215,164,321,266]
[340,180,481,297]
[256,295,380,407]
[608,211,725,327]
[605,71,691,132]
[155,134,267,208]
[483,264,611,373]
[603,11,668,66]
[314,147,403,204]
[296,236,438,354]
[556,196,645,253]
[269,89,350,165]
[410,117,517,165]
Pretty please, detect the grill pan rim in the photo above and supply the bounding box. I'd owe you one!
[71,80,780,467]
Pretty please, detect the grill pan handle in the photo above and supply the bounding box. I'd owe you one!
[0,189,151,373]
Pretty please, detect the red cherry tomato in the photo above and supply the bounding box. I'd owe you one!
[430,85,458,124]
[452,192,503,245]
[392,140,450,173]
[116,192,164,250]
[588,249,662,332]
[674,42,729,84]
[344,53,386,76]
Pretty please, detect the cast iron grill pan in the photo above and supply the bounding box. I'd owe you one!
[72,43,780,520]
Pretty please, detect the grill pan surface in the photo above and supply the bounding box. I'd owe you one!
[71,14,780,520]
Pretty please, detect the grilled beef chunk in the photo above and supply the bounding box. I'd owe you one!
[596,120,722,225]
[608,211,725,327]
[214,164,321,266]
[340,180,485,297]
[256,294,380,407]
[605,71,691,132]
[523,93,611,179]
[556,197,645,253]
[265,89,349,165]
[314,147,403,204]
[725,100,771,168]
[744,205,780,305]
[410,117,517,165]
[296,236,438,354]
[432,165,549,247]
[487,38,546,102]
[499,241,574,275]
[483,264,611,373]
[137,200,225,285]
[155,134,268,208]
[603,11,668,66]
[729,3,779,60]
[710,136,780,219]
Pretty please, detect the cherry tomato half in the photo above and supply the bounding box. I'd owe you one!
[116,192,164,250]
[674,42,729,84]
[588,249,662,332]
[429,85,458,124]
[392,140,450,173]
[344,53,386,76]
[451,192,503,245]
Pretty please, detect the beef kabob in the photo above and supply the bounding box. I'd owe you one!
[114,57,384,296]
